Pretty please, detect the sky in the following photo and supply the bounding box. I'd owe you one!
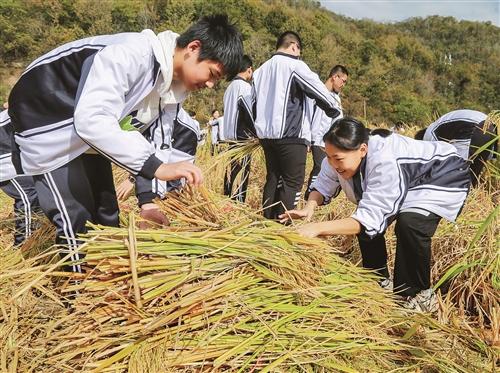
[320,0,500,26]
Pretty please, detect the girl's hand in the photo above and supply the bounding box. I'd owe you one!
[116,178,134,201]
[278,207,314,223]
[297,223,322,238]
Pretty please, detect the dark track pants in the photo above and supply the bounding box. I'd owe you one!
[0,176,40,245]
[357,210,441,297]
[261,142,307,219]
[305,145,326,199]
[223,155,251,203]
[33,154,119,272]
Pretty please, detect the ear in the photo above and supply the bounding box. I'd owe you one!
[359,143,368,157]
[186,40,202,53]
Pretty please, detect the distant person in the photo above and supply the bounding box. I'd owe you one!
[7,15,243,271]
[222,55,255,202]
[252,31,341,219]
[417,109,497,186]
[208,109,222,155]
[306,64,348,198]
[280,118,471,313]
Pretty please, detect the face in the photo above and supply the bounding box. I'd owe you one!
[331,73,348,93]
[212,110,220,119]
[324,142,367,180]
[175,40,224,91]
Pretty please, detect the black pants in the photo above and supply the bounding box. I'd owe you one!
[0,176,41,245]
[261,141,307,219]
[33,154,119,272]
[357,210,441,297]
[469,122,497,187]
[223,155,251,203]
[305,145,326,199]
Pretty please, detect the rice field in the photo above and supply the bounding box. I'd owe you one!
[0,121,498,371]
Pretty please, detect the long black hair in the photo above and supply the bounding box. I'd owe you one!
[323,117,391,151]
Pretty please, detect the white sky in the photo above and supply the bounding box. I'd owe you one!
[320,0,500,26]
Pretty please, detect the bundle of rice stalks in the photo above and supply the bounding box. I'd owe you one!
[6,215,489,371]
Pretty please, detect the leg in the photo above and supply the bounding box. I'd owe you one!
[262,143,281,219]
[305,145,326,199]
[236,155,252,203]
[357,233,390,279]
[394,211,441,297]
[1,176,40,245]
[33,156,96,272]
[82,154,119,227]
[223,158,242,198]
[275,143,307,217]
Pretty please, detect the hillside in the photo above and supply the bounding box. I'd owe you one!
[0,0,498,124]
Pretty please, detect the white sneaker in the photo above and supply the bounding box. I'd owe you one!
[379,278,393,292]
[403,289,438,313]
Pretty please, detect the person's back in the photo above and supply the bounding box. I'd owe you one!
[423,109,495,186]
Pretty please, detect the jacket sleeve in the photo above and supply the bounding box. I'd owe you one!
[73,43,162,179]
[294,61,341,120]
[309,158,341,204]
[351,156,406,237]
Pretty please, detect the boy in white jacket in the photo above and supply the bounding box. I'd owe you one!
[7,15,243,271]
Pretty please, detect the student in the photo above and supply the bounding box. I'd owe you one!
[222,55,255,202]
[306,65,348,197]
[116,103,201,228]
[0,110,40,245]
[8,15,243,271]
[417,109,497,187]
[208,109,222,155]
[280,117,470,312]
[252,31,341,219]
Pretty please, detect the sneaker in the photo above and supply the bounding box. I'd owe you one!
[379,277,393,292]
[403,288,439,313]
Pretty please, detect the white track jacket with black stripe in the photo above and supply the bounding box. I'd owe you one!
[310,134,470,238]
[7,30,184,179]
[252,53,341,144]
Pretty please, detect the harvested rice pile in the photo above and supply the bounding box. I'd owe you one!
[1,189,496,372]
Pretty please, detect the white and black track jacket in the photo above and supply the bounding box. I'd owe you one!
[310,91,343,147]
[145,104,200,197]
[8,31,181,179]
[423,109,488,160]
[222,77,255,141]
[311,134,470,238]
[0,110,17,182]
[252,53,341,144]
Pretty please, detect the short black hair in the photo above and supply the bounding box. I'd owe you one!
[414,128,427,140]
[177,14,243,79]
[329,65,349,77]
[239,55,253,73]
[276,31,302,50]
[211,109,219,116]
[188,110,196,117]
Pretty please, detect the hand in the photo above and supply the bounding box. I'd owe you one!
[116,178,134,201]
[154,162,203,186]
[278,207,314,223]
[297,223,322,238]
[138,204,170,229]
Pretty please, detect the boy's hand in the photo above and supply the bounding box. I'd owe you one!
[138,204,170,229]
[116,178,134,201]
[154,162,203,186]
[278,207,314,223]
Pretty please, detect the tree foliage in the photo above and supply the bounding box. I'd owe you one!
[0,0,498,125]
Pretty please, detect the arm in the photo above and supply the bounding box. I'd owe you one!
[279,158,341,222]
[294,61,341,120]
[74,43,162,179]
[297,217,361,238]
